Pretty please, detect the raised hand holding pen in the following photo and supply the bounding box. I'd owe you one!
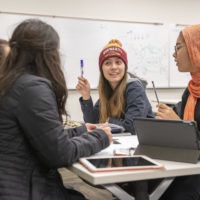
[76,76,91,100]
[151,81,180,120]
[156,103,180,120]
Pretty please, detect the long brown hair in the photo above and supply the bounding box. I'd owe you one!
[0,19,68,121]
[98,69,127,123]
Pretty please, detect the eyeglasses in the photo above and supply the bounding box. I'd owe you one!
[174,45,178,54]
[174,45,186,54]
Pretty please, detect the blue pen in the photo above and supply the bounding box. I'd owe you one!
[80,60,84,77]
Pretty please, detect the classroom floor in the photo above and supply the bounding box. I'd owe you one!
[59,168,115,200]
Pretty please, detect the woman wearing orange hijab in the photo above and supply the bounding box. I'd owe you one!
[156,25,200,200]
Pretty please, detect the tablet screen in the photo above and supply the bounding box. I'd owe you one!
[87,157,156,168]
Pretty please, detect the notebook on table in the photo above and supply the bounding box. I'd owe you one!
[133,118,200,163]
[96,123,125,134]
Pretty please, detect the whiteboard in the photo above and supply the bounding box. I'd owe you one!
[0,13,189,88]
[168,24,190,87]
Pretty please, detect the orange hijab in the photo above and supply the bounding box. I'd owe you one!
[182,25,200,120]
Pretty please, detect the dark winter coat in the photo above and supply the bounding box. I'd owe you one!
[79,79,155,134]
[0,74,109,200]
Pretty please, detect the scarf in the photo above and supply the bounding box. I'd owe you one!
[182,25,200,120]
[184,72,200,120]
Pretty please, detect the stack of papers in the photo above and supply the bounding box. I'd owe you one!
[94,135,138,157]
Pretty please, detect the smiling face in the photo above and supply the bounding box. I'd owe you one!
[102,57,126,89]
[173,33,199,73]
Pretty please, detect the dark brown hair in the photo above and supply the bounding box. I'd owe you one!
[0,19,68,121]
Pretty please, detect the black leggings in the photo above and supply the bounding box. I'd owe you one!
[159,175,200,200]
[120,175,200,200]
[64,187,87,200]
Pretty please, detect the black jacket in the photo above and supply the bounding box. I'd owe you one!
[0,74,109,200]
[79,79,154,134]
[174,88,200,131]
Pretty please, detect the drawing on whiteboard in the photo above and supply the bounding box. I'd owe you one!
[0,13,190,88]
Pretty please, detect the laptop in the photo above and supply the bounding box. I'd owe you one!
[133,118,200,163]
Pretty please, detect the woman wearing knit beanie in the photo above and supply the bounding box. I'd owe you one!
[76,39,154,135]
[155,25,200,200]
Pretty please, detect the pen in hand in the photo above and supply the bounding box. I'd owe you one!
[80,59,84,77]
[152,81,159,104]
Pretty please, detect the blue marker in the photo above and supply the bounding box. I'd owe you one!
[80,59,84,77]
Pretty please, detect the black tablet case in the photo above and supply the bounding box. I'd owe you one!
[133,118,200,163]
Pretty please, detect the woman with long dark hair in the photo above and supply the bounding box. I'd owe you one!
[0,19,112,200]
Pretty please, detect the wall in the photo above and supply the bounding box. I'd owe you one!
[1,0,200,24]
[0,0,197,120]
